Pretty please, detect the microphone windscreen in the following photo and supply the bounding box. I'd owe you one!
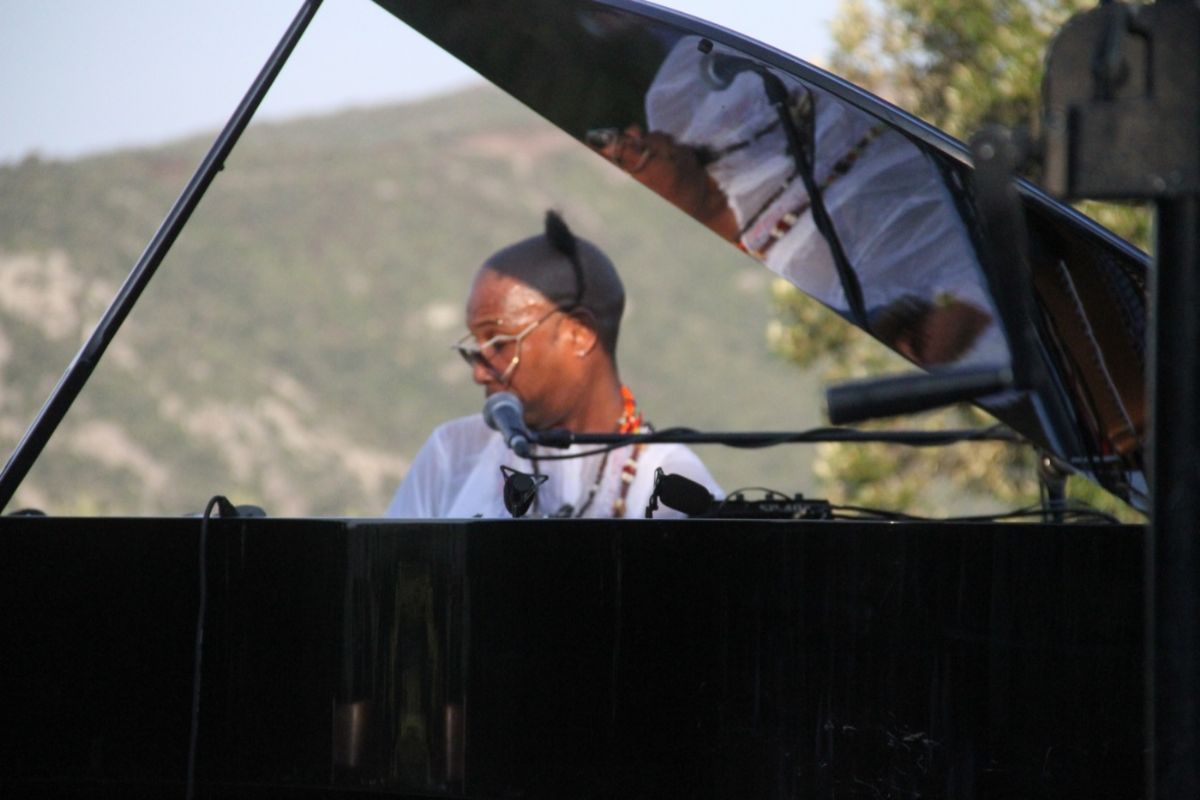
[656,473,715,516]
[503,472,536,517]
[483,392,522,431]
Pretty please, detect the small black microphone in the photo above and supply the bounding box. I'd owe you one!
[653,470,715,517]
[483,392,534,457]
[500,465,547,518]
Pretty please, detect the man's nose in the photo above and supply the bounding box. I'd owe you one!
[471,358,495,386]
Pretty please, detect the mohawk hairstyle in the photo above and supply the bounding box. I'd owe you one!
[544,209,585,309]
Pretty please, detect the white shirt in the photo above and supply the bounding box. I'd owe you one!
[386,415,723,519]
[644,37,1008,368]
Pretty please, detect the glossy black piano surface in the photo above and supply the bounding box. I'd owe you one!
[1,517,1142,798]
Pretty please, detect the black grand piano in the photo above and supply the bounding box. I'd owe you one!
[3,0,1192,797]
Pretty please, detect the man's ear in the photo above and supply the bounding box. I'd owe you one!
[564,310,600,357]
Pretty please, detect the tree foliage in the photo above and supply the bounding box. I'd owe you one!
[830,0,1090,139]
[828,0,1151,245]
[770,0,1145,520]
[768,280,1041,516]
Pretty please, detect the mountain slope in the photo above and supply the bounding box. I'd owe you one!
[0,85,823,515]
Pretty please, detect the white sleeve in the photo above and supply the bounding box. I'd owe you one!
[661,446,723,498]
[632,444,724,520]
[384,432,448,518]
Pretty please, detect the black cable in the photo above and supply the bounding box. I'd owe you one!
[722,486,795,501]
[934,502,1121,525]
[529,424,1023,460]
[712,485,1120,524]
[186,495,232,800]
[825,504,924,521]
[525,427,1122,523]
[711,486,808,516]
[825,501,1121,525]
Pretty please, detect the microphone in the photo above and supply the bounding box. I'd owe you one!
[500,465,547,518]
[647,469,715,518]
[483,392,534,457]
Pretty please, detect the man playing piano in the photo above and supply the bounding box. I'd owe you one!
[386,211,721,518]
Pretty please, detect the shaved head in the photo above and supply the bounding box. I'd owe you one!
[481,211,625,355]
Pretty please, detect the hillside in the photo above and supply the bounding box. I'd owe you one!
[0,85,826,516]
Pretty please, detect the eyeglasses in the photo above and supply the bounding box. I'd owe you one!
[453,212,588,383]
[587,126,654,174]
[452,308,562,383]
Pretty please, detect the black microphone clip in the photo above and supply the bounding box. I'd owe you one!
[500,465,548,518]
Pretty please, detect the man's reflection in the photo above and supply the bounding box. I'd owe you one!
[587,124,739,241]
[590,36,1004,369]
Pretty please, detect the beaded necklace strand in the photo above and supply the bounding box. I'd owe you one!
[609,384,646,518]
[540,384,646,518]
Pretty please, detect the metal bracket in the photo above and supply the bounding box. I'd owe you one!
[1043,0,1199,199]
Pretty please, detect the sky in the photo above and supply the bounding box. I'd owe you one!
[0,0,840,165]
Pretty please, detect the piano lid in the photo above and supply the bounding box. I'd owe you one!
[373,0,1148,509]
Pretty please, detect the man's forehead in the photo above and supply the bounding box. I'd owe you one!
[466,267,554,325]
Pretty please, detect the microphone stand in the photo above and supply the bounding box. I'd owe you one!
[1039,3,1200,797]
[532,425,1021,452]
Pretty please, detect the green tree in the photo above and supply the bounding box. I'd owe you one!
[830,0,1088,139]
[829,0,1151,244]
[771,0,1145,520]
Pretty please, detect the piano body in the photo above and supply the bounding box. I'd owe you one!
[0,0,1169,797]
[2,516,1141,798]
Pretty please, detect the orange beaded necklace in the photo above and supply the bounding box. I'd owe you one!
[617,384,644,434]
[552,384,646,518]
[610,384,646,518]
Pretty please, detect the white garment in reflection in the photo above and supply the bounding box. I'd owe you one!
[645,38,1008,367]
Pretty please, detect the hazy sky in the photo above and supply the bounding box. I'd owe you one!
[0,0,840,165]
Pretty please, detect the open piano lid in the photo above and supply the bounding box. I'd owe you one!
[374,0,1148,510]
